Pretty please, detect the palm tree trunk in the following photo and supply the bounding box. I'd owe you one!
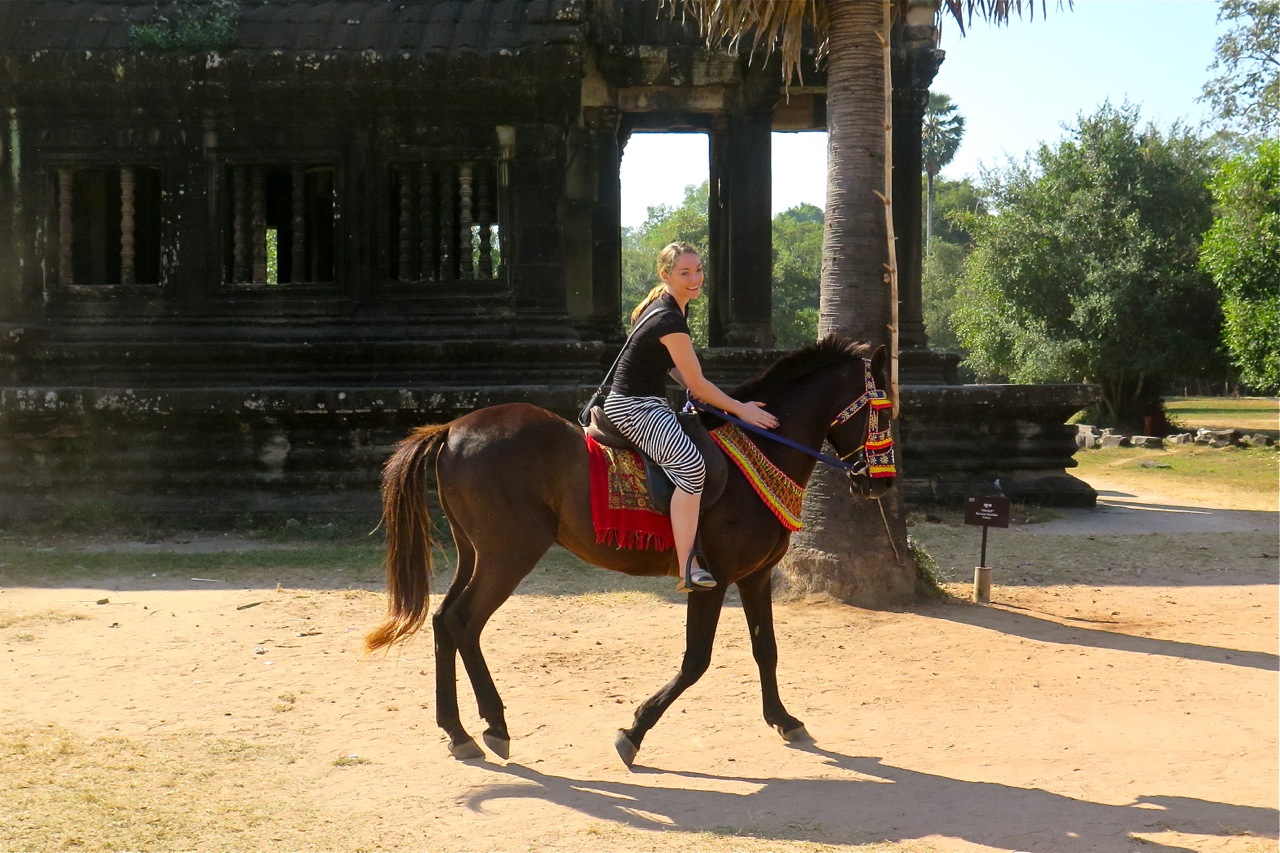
[778,0,915,607]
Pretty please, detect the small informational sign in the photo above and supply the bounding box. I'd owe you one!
[965,495,1011,529]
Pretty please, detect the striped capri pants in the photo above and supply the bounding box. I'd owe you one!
[602,393,706,495]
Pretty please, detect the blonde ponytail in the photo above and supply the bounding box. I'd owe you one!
[629,284,667,326]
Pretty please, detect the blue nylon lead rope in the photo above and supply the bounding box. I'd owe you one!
[687,399,860,473]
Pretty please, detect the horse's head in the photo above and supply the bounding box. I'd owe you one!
[826,344,896,501]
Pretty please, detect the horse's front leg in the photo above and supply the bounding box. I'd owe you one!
[615,586,726,768]
[736,567,809,742]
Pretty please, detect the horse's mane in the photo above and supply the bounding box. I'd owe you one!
[731,335,872,401]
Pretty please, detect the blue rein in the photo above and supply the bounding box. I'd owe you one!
[687,399,862,473]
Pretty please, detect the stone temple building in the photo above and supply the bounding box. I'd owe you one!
[0,0,1094,523]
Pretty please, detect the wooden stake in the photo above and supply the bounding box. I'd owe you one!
[876,14,900,418]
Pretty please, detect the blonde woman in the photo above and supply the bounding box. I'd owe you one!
[603,242,778,591]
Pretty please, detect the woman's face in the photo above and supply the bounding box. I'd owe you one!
[661,252,704,302]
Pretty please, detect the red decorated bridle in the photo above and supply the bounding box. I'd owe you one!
[830,358,896,479]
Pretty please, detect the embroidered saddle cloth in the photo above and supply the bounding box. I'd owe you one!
[583,406,728,551]
[585,435,673,551]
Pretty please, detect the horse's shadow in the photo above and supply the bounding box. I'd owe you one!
[464,743,1276,852]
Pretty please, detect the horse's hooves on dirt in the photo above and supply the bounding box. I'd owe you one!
[483,731,511,760]
[614,729,639,768]
[449,737,485,760]
[779,724,811,743]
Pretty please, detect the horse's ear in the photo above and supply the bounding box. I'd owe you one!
[871,345,888,380]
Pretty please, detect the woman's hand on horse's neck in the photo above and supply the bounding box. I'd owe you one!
[662,333,778,431]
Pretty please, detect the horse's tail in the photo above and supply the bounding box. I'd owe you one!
[365,424,449,654]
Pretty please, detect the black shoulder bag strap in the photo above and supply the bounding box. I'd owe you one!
[578,303,669,425]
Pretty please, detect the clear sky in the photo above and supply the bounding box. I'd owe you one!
[619,0,1227,228]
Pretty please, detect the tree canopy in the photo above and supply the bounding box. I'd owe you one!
[1200,139,1280,394]
[1200,0,1280,143]
[953,103,1225,432]
[620,182,822,349]
[923,92,966,253]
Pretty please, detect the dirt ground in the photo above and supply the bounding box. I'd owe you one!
[1,473,1276,853]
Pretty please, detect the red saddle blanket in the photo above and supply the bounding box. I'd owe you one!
[585,435,673,552]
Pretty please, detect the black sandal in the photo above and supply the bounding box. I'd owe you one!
[677,551,717,593]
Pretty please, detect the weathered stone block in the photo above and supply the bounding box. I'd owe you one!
[1240,433,1274,448]
[1100,434,1126,449]
[1164,433,1193,446]
[1195,428,1236,447]
[1130,435,1164,449]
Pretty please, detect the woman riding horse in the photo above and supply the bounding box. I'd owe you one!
[604,241,777,592]
[365,332,894,766]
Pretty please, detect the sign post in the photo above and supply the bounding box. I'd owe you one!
[964,495,1010,603]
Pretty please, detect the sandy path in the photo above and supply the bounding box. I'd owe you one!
[1,475,1276,852]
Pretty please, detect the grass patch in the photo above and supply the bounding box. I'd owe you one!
[0,540,384,588]
[1072,442,1278,510]
[0,610,89,631]
[1165,396,1278,433]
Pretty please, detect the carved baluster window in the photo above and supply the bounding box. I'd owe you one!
[250,167,267,284]
[457,162,473,280]
[290,164,306,283]
[437,162,454,280]
[58,168,73,286]
[231,166,249,283]
[52,165,161,287]
[387,158,501,284]
[418,163,435,281]
[397,167,414,282]
[224,162,334,285]
[120,166,136,286]
[476,162,494,279]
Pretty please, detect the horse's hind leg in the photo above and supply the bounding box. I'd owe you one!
[432,528,483,759]
[737,568,808,742]
[615,587,726,768]
[441,536,551,760]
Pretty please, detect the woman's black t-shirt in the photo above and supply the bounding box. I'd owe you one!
[611,292,689,399]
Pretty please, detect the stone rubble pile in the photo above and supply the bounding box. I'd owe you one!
[1073,425,1274,450]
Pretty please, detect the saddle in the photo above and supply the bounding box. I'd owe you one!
[584,405,727,515]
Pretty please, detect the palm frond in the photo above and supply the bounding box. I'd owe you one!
[941,0,1069,36]
[666,0,1069,84]
[662,0,828,85]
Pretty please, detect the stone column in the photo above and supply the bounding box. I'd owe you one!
[587,109,623,339]
[891,3,944,352]
[708,106,774,348]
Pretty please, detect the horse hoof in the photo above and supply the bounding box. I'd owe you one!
[449,737,485,760]
[780,724,811,743]
[483,731,511,760]
[614,729,639,769]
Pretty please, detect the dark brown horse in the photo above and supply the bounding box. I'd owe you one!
[366,336,894,767]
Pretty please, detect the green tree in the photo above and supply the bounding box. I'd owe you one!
[1200,139,1280,393]
[770,203,823,348]
[922,92,966,254]
[954,103,1224,432]
[920,177,986,356]
[1200,0,1279,143]
[621,180,710,345]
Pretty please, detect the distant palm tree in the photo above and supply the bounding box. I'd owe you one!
[923,92,966,255]
[670,0,1050,606]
